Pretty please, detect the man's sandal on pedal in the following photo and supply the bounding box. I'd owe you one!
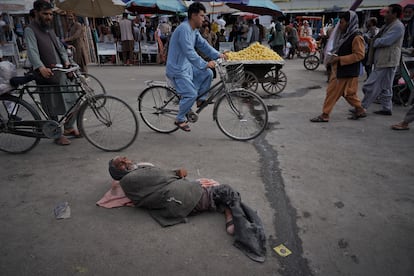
[174,121,191,132]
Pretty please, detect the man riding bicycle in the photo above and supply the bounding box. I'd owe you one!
[166,2,226,132]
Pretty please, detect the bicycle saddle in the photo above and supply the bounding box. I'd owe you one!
[10,75,35,87]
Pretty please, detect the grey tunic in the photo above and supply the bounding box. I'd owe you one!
[120,165,203,227]
[25,23,76,117]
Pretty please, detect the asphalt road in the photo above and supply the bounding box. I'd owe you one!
[0,58,413,276]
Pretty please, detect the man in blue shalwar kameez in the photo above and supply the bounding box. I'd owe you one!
[166,2,225,132]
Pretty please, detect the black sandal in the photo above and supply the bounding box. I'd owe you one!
[174,121,191,132]
[348,112,367,120]
[310,116,329,123]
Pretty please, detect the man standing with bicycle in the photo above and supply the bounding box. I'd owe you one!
[166,2,225,132]
[24,0,80,145]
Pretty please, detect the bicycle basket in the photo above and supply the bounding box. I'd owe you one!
[224,63,245,89]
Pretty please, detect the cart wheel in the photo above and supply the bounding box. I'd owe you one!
[262,69,287,95]
[242,70,259,92]
[304,55,320,70]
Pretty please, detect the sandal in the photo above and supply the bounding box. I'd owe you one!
[348,112,367,120]
[63,128,82,138]
[391,122,409,130]
[226,220,234,235]
[174,121,191,132]
[54,136,71,146]
[310,116,329,123]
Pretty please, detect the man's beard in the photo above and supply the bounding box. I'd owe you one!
[126,162,139,171]
[403,16,413,22]
[39,18,51,28]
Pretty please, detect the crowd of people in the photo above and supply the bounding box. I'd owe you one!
[308,3,414,131]
[2,0,413,146]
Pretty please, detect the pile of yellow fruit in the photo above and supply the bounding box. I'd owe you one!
[225,42,284,61]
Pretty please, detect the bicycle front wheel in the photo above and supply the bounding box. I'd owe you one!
[214,89,268,141]
[138,85,179,133]
[78,95,138,152]
[81,73,106,95]
[0,94,41,153]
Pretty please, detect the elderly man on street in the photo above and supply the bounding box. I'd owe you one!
[99,156,267,262]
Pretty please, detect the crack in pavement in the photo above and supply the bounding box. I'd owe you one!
[254,135,312,276]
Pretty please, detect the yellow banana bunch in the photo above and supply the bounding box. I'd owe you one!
[226,42,283,61]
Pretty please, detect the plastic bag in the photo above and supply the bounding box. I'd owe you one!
[0,61,17,94]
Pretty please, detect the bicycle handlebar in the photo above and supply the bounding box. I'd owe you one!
[51,64,80,73]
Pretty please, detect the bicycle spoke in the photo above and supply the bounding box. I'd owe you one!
[215,90,268,141]
[138,86,179,133]
[0,95,41,153]
[79,95,138,151]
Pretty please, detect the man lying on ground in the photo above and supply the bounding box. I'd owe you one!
[97,156,267,262]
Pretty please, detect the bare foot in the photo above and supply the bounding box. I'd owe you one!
[225,208,234,235]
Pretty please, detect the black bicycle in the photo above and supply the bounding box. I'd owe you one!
[138,59,268,141]
[0,65,138,153]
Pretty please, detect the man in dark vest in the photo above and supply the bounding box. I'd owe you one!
[24,0,80,145]
[310,11,366,122]
[105,156,267,263]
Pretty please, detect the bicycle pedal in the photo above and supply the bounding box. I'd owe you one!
[186,111,198,123]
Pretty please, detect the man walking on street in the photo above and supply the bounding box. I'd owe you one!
[310,11,366,123]
[119,13,134,65]
[361,4,405,116]
[63,11,88,73]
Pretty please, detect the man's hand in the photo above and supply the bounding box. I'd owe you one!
[175,168,187,178]
[207,61,216,69]
[330,56,340,64]
[219,53,227,60]
[39,66,53,79]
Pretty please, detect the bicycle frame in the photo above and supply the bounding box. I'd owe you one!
[16,83,85,126]
[159,60,245,117]
[13,69,100,128]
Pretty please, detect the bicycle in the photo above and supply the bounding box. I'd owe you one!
[138,59,269,141]
[0,64,138,154]
[22,48,106,96]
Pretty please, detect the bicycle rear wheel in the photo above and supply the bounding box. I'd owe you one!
[138,85,179,133]
[214,89,268,141]
[0,94,41,153]
[81,73,106,95]
[77,95,138,151]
